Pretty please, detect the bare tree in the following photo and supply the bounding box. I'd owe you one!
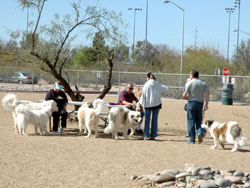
[18,0,126,103]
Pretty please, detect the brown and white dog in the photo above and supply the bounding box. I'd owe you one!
[202,120,248,152]
[77,99,105,138]
[104,107,143,140]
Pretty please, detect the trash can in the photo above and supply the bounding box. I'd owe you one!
[221,83,233,105]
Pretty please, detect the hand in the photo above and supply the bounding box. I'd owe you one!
[132,103,137,109]
[203,105,208,111]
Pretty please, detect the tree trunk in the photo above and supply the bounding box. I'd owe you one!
[97,58,113,99]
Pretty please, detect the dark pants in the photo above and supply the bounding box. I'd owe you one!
[186,101,204,143]
[52,109,68,131]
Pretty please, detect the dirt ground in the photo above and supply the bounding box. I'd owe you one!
[0,92,250,188]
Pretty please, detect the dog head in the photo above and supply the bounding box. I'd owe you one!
[128,111,142,126]
[93,98,105,108]
[47,100,58,112]
[201,120,214,129]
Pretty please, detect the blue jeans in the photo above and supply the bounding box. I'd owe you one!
[144,108,160,138]
[186,101,204,143]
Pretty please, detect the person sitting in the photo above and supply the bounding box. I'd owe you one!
[118,83,144,135]
[45,81,68,135]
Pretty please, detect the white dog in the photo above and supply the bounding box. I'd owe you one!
[104,107,142,140]
[77,99,105,138]
[202,120,248,152]
[2,93,57,134]
[15,101,58,135]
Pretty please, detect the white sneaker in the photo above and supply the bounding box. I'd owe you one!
[52,131,57,135]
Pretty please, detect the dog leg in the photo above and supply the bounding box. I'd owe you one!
[12,111,19,133]
[85,120,91,138]
[211,137,218,149]
[114,130,119,140]
[94,121,98,138]
[231,141,239,152]
[123,125,128,140]
[78,119,83,136]
[43,127,50,136]
[129,127,134,136]
[22,124,28,135]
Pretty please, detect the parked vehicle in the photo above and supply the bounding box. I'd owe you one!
[0,72,38,84]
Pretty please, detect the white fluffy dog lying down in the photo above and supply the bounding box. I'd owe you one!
[104,107,142,140]
[15,101,58,135]
[2,93,57,134]
[77,99,105,138]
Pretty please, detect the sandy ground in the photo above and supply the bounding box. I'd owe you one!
[0,92,250,188]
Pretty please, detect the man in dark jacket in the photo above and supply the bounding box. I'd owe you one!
[45,81,68,135]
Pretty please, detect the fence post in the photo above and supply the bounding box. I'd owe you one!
[118,72,121,94]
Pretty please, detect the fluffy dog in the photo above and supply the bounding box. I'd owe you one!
[2,93,57,134]
[202,120,248,152]
[104,107,142,139]
[15,101,58,135]
[77,99,105,138]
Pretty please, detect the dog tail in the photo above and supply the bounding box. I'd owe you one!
[15,104,28,114]
[93,99,105,116]
[238,136,248,147]
[2,93,19,110]
[104,112,115,134]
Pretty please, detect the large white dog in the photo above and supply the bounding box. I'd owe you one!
[104,107,142,140]
[15,102,58,135]
[202,120,248,152]
[2,93,57,134]
[77,99,105,138]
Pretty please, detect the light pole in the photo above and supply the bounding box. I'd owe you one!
[235,0,241,61]
[225,8,234,63]
[233,29,250,36]
[145,0,148,50]
[162,0,184,75]
[128,8,142,61]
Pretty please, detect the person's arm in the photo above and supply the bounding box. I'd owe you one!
[119,92,134,107]
[183,82,190,100]
[161,85,169,97]
[183,92,188,100]
[122,100,136,109]
[45,90,52,101]
[62,91,68,110]
[204,90,210,110]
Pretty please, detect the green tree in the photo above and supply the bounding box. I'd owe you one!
[134,40,160,71]
[232,39,250,75]
[156,44,179,73]
[183,46,228,74]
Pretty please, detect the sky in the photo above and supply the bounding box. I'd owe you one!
[0,0,250,59]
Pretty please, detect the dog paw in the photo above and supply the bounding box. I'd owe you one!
[231,148,237,152]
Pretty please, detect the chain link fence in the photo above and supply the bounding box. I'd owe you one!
[1,66,250,103]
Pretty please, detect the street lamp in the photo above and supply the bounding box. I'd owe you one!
[162,0,184,75]
[128,8,142,61]
[233,29,250,36]
[225,8,234,63]
[145,0,148,50]
[234,0,241,70]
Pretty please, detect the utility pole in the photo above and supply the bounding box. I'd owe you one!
[225,8,234,63]
[194,27,198,49]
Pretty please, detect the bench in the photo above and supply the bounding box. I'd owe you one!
[46,101,127,132]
